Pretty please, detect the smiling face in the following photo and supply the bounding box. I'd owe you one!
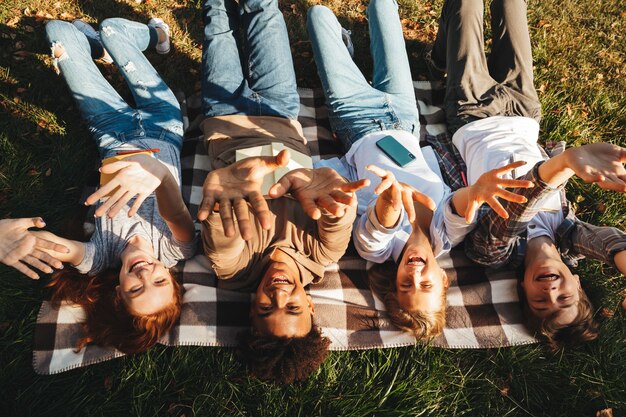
[522,257,581,325]
[117,244,175,316]
[251,260,314,338]
[395,232,448,314]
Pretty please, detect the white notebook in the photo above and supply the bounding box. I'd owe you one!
[235,143,313,195]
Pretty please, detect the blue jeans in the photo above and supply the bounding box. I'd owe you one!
[45,19,183,159]
[201,0,299,119]
[307,0,419,151]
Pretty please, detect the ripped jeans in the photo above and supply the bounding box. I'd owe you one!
[45,19,183,159]
[307,0,419,151]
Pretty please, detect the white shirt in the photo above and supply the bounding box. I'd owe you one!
[453,116,564,241]
[316,130,468,262]
[453,116,561,211]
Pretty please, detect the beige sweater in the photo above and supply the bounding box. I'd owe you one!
[200,115,355,292]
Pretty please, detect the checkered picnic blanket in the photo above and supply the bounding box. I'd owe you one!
[33,82,538,375]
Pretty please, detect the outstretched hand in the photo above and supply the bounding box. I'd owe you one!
[268,167,369,219]
[564,143,626,192]
[367,165,437,223]
[86,154,168,218]
[0,218,69,279]
[465,161,534,223]
[198,149,290,240]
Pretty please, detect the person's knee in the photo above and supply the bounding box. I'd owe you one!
[456,0,484,17]
[45,21,74,60]
[45,20,73,46]
[306,5,334,29]
[241,0,279,14]
[99,18,126,39]
[367,0,400,16]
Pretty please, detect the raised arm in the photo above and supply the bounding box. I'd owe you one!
[197,149,290,240]
[365,164,436,227]
[85,154,195,242]
[268,166,370,219]
[451,160,534,224]
[538,142,626,191]
[465,143,626,267]
[0,218,79,279]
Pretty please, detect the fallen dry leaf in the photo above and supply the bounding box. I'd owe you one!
[59,12,76,20]
[596,408,613,417]
[600,307,614,318]
[35,10,54,22]
[7,16,20,27]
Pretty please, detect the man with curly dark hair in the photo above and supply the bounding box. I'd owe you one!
[238,326,331,385]
[197,0,366,383]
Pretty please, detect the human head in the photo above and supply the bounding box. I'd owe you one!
[369,227,449,339]
[369,261,447,339]
[49,266,183,353]
[237,325,331,384]
[395,232,449,315]
[520,257,599,348]
[250,259,315,338]
[117,242,177,316]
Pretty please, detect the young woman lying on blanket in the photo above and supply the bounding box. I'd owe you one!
[197,0,367,384]
[427,0,626,349]
[306,0,534,340]
[8,18,197,354]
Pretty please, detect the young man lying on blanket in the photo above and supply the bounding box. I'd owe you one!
[427,0,626,348]
[196,0,367,384]
[307,0,534,340]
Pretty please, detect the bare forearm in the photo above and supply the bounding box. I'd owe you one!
[31,231,85,265]
[155,173,195,242]
[537,152,575,187]
[614,250,626,276]
[450,187,470,218]
[374,197,402,228]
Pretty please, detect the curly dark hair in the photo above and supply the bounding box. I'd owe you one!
[520,286,599,351]
[237,325,331,384]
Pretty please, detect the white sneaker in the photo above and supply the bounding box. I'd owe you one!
[148,18,170,54]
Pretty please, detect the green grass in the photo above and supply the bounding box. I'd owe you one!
[1,0,625,415]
